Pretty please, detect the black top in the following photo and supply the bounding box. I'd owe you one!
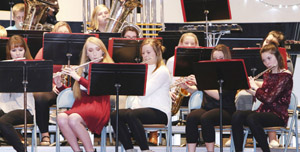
[201,90,237,114]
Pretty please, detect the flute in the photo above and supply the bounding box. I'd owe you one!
[53,57,103,78]
[2,57,26,62]
[253,66,275,80]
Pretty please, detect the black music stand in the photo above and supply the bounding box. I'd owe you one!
[0,60,53,152]
[174,47,212,76]
[158,31,205,60]
[0,37,9,60]
[88,63,147,152]
[90,32,121,49]
[7,30,47,57]
[43,33,97,65]
[193,59,249,152]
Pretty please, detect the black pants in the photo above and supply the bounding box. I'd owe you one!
[110,108,167,150]
[0,110,33,152]
[231,110,285,152]
[34,92,57,133]
[186,108,233,143]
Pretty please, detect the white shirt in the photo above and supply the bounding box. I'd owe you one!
[130,64,172,124]
[0,93,35,115]
[166,56,180,90]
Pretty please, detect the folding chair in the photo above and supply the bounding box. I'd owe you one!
[242,92,299,152]
[55,88,107,152]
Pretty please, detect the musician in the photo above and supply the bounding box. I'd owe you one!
[54,37,114,152]
[0,25,7,37]
[0,35,34,152]
[6,3,24,30]
[121,26,139,39]
[33,21,72,146]
[183,44,237,152]
[110,38,171,152]
[90,4,109,32]
[231,43,293,152]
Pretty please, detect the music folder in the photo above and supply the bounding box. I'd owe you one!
[43,33,98,65]
[89,32,121,49]
[108,37,162,63]
[0,37,9,60]
[174,46,213,76]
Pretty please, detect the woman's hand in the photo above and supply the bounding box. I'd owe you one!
[53,74,62,88]
[62,67,81,81]
[248,76,259,91]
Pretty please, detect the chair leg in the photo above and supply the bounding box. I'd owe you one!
[101,127,106,152]
[242,129,249,151]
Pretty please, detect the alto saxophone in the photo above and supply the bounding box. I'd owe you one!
[171,77,191,116]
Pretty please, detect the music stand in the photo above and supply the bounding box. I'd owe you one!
[43,33,97,65]
[174,46,213,76]
[88,63,147,152]
[0,60,53,151]
[0,37,9,60]
[158,31,205,60]
[108,37,162,63]
[193,59,249,152]
[90,32,121,49]
[7,30,47,57]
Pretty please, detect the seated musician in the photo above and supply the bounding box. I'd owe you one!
[53,37,114,152]
[110,38,171,152]
[6,3,24,30]
[0,35,34,152]
[121,26,139,39]
[89,4,110,32]
[183,44,237,152]
[231,42,293,152]
[33,21,72,146]
[0,25,7,37]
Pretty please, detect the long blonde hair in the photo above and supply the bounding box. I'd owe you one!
[140,38,165,72]
[52,21,72,33]
[73,37,114,99]
[178,33,199,46]
[90,5,109,31]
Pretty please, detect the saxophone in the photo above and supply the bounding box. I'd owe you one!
[171,77,191,116]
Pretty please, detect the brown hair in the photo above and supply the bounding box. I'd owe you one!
[90,5,109,31]
[178,32,199,46]
[73,37,114,99]
[52,21,72,33]
[210,44,231,60]
[121,26,139,38]
[260,42,284,70]
[140,38,165,72]
[6,35,33,60]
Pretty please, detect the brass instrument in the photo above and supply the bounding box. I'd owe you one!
[104,0,142,33]
[23,0,59,30]
[171,77,193,116]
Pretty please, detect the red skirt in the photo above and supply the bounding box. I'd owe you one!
[65,92,110,135]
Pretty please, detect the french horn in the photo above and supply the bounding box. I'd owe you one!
[23,0,59,30]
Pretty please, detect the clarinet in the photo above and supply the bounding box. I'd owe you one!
[253,66,275,80]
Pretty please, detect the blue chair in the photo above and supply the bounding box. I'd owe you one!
[242,92,299,152]
[55,88,107,152]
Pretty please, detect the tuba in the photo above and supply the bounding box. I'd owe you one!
[23,0,59,30]
[105,0,142,33]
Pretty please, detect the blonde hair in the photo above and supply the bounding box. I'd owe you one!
[90,5,109,31]
[6,35,33,60]
[73,37,114,99]
[178,33,199,46]
[0,25,7,37]
[140,38,165,72]
[52,21,72,33]
[12,3,25,16]
[268,31,284,44]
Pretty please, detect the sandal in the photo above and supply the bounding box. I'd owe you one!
[40,136,50,146]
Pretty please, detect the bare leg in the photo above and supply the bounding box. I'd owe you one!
[68,113,94,152]
[187,143,197,152]
[205,142,214,152]
[57,113,81,152]
[268,131,277,141]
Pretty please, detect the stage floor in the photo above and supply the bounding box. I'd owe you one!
[0,146,298,152]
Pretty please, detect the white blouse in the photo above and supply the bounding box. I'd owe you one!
[0,93,35,115]
[130,64,172,123]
